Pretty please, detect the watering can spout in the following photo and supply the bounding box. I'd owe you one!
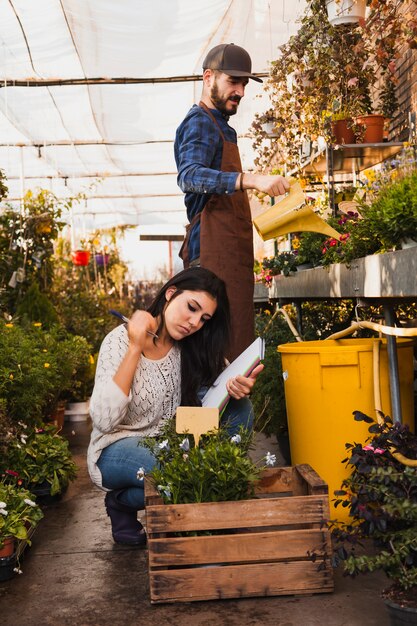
[253,180,341,241]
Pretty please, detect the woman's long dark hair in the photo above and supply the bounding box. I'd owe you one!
[147,267,231,406]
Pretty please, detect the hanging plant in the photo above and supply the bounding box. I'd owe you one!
[71,250,90,266]
[251,0,415,170]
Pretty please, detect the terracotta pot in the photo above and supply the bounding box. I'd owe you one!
[355,114,385,143]
[71,250,90,266]
[0,537,15,558]
[331,119,355,145]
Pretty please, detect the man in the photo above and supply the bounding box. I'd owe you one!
[175,43,289,361]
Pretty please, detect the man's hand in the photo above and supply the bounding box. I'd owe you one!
[241,172,290,197]
[226,363,264,400]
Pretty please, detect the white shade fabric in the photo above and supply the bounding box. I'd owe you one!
[0,0,306,232]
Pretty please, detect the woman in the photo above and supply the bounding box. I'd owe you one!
[87,267,263,546]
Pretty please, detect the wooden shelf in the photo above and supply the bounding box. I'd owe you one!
[297,142,404,176]
[268,247,417,303]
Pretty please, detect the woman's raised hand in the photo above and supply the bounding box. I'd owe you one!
[225,363,264,400]
[127,311,159,350]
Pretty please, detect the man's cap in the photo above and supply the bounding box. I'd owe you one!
[202,43,263,83]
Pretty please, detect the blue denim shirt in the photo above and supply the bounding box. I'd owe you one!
[174,104,240,262]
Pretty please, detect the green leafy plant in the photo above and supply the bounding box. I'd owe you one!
[295,231,327,267]
[0,480,44,550]
[358,169,417,250]
[320,210,382,266]
[144,421,276,505]
[3,424,78,496]
[252,309,296,438]
[0,321,94,425]
[251,0,415,171]
[330,411,417,610]
[258,252,298,283]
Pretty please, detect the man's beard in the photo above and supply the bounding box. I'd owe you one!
[210,80,240,116]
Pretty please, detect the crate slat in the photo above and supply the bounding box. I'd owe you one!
[146,494,328,533]
[149,560,334,604]
[148,527,331,567]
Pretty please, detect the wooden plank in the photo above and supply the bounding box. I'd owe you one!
[149,560,334,603]
[295,464,329,495]
[254,466,294,494]
[148,528,331,567]
[146,494,328,533]
[144,477,162,507]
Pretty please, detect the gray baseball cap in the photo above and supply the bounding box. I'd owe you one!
[202,43,263,83]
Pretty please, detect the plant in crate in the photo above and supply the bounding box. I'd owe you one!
[143,420,276,506]
[330,411,417,622]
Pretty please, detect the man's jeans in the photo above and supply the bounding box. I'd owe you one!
[97,396,254,510]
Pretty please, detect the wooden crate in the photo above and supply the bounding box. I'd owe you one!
[145,464,334,604]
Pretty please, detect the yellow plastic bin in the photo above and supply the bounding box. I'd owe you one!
[278,338,415,520]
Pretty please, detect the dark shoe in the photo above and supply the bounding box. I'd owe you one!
[104,490,146,546]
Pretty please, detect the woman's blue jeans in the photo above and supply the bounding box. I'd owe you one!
[97,396,254,510]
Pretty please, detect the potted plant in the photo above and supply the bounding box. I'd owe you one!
[71,249,90,266]
[251,0,415,169]
[261,252,298,279]
[330,410,417,623]
[0,480,44,558]
[358,169,417,251]
[4,424,78,500]
[325,0,366,27]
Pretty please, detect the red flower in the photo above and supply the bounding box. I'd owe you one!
[5,469,19,477]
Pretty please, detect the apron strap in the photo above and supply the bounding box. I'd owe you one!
[199,102,226,142]
[179,211,201,268]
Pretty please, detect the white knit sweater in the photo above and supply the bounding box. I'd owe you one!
[87,324,181,489]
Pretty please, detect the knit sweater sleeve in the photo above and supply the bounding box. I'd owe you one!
[89,326,132,433]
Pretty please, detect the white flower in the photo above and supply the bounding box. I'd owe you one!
[157,484,172,498]
[23,498,36,507]
[0,509,8,516]
[158,439,170,451]
[13,567,23,574]
[0,501,6,508]
[20,435,27,444]
[179,437,190,452]
[136,467,145,481]
[18,421,27,429]
[231,434,241,444]
[265,452,276,467]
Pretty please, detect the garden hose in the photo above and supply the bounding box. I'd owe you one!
[265,304,302,342]
[326,320,417,340]
[326,322,417,467]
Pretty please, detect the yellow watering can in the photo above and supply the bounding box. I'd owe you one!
[253,180,341,242]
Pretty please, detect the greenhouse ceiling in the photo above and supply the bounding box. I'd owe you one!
[0,0,306,234]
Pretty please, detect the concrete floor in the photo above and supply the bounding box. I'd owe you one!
[0,420,390,626]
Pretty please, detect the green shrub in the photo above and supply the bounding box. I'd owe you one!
[3,424,78,496]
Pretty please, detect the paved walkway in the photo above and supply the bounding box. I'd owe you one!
[0,420,390,626]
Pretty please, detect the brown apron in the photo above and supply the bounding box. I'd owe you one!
[179,102,255,362]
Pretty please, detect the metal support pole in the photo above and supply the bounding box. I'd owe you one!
[383,305,402,423]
